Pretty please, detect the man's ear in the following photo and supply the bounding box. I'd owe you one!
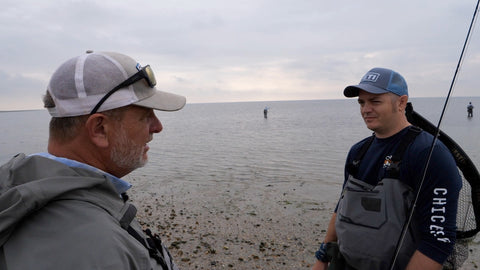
[398,95,408,112]
[85,114,111,148]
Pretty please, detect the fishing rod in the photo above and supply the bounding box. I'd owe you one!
[389,1,480,269]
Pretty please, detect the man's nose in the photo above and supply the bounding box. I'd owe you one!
[150,115,163,133]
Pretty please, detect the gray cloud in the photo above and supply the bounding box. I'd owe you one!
[1,0,479,110]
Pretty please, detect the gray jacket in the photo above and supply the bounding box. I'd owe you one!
[0,154,178,270]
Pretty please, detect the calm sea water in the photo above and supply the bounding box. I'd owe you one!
[1,97,480,188]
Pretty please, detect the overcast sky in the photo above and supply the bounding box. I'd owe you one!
[1,0,479,110]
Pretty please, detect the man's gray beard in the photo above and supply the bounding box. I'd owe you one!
[110,127,147,172]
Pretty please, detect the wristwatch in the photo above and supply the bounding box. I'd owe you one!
[315,242,329,263]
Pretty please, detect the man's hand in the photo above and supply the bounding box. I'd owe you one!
[312,260,328,270]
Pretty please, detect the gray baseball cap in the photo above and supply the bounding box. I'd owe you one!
[343,67,408,98]
[46,51,186,117]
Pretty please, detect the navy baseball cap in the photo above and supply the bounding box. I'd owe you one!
[343,67,408,97]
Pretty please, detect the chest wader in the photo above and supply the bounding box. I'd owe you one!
[335,126,421,270]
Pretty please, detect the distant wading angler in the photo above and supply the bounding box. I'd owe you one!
[467,102,474,117]
[0,51,186,269]
[312,67,461,270]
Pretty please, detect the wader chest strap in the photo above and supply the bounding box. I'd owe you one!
[385,126,422,178]
[347,135,375,176]
[347,126,422,177]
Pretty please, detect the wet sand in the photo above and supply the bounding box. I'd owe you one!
[128,176,480,269]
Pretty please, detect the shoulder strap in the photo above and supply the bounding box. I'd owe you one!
[385,126,422,178]
[346,134,375,176]
[119,204,137,229]
[119,194,173,270]
[127,226,170,269]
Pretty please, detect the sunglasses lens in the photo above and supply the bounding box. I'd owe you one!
[144,65,156,87]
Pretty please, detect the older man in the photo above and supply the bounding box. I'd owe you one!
[0,51,185,269]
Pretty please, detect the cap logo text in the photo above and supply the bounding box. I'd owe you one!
[363,72,380,82]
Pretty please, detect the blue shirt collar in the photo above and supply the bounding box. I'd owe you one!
[31,152,132,194]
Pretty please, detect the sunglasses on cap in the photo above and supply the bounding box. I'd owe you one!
[90,65,157,114]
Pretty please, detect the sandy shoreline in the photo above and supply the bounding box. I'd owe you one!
[127,176,480,269]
